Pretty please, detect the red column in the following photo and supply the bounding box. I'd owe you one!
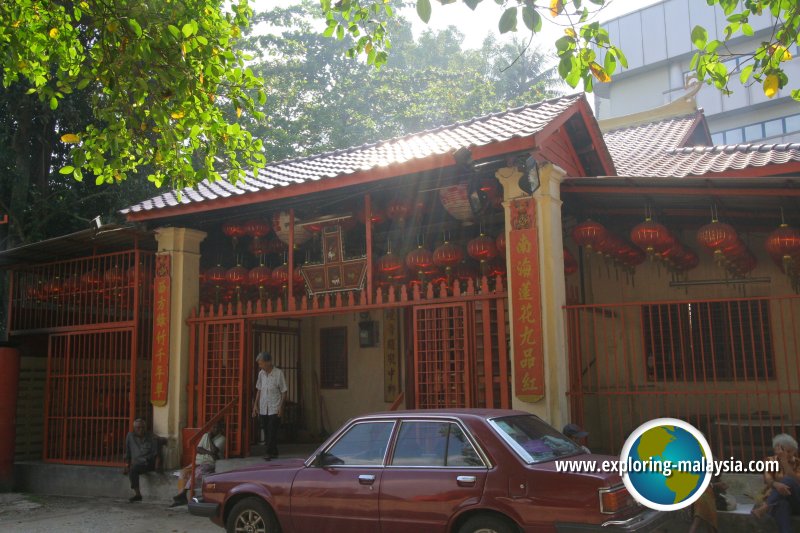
[0,344,20,491]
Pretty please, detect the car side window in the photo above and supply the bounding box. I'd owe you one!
[321,421,393,466]
[391,421,482,467]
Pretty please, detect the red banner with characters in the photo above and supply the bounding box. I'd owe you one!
[509,198,544,402]
[151,254,171,407]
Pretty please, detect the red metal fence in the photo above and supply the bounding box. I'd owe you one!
[566,295,800,462]
[28,250,155,465]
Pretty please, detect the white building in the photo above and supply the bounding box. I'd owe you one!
[594,0,800,145]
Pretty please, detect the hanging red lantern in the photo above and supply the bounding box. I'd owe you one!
[247,265,271,288]
[624,247,647,267]
[225,265,248,288]
[386,198,412,225]
[104,266,125,287]
[495,233,506,257]
[467,234,499,262]
[720,239,746,261]
[42,278,63,299]
[765,224,800,267]
[206,265,227,286]
[80,269,103,288]
[272,264,289,286]
[222,221,246,250]
[571,220,607,251]
[406,245,434,278]
[697,220,737,257]
[630,218,672,255]
[244,219,271,239]
[564,248,578,275]
[377,251,404,276]
[249,238,269,257]
[265,237,288,255]
[433,242,464,269]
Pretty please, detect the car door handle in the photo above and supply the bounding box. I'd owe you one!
[358,474,376,485]
[456,475,476,487]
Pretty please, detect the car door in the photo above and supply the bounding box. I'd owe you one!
[379,420,489,533]
[291,420,394,533]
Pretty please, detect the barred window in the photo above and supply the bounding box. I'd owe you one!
[643,300,773,381]
[320,327,348,389]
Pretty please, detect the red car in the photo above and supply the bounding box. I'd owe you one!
[189,409,674,533]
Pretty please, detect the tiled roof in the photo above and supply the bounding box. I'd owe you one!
[603,111,800,177]
[122,94,584,217]
[649,143,800,178]
[603,113,703,176]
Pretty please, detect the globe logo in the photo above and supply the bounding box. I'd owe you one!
[619,418,713,511]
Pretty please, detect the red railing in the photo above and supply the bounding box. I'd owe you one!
[565,294,800,462]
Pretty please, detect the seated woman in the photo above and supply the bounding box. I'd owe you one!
[752,433,800,533]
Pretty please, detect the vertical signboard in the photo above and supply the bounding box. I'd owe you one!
[151,254,171,407]
[508,198,544,402]
[383,309,401,402]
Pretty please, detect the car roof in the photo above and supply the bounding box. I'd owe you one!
[352,408,536,421]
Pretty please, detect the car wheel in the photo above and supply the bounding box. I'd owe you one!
[458,514,517,533]
[226,497,280,533]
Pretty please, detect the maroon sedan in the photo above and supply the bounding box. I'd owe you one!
[189,409,674,533]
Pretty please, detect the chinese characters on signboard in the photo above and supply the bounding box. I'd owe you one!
[151,254,171,407]
[383,309,401,402]
[509,198,544,402]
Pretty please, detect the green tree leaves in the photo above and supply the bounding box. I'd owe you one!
[0,0,267,192]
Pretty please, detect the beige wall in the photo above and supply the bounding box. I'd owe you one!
[570,230,800,453]
[300,311,405,436]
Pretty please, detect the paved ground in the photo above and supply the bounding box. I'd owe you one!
[0,493,220,533]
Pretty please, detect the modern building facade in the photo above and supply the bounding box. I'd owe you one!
[594,0,800,145]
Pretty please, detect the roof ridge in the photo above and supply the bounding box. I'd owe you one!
[667,142,800,155]
[604,111,701,135]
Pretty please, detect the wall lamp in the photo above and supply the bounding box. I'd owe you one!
[518,155,542,195]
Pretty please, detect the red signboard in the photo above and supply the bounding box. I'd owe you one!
[151,254,171,407]
[508,198,544,402]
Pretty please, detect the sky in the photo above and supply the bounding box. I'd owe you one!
[260,0,664,51]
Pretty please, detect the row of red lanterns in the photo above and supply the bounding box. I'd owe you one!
[765,222,800,290]
[571,220,647,271]
[696,219,756,277]
[630,218,699,272]
[22,267,147,302]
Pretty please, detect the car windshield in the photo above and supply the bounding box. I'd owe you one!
[489,415,582,464]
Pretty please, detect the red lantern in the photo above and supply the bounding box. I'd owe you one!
[225,265,248,288]
[377,251,404,276]
[406,246,434,277]
[495,234,506,256]
[222,221,246,251]
[244,219,271,238]
[206,265,227,286]
[249,238,269,257]
[80,269,103,288]
[42,278,63,299]
[765,224,800,266]
[697,220,737,255]
[564,248,578,275]
[433,242,464,269]
[467,234,499,262]
[630,219,671,255]
[266,237,288,255]
[439,184,474,224]
[386,198,412,225]
[247,265,271,288]
[104,266,125,287]
[272,264,289,287]
[624,247,647,267]
[571,220,607,251]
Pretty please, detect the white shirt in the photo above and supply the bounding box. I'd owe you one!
[256,367,288,416]
[196,432,226,466]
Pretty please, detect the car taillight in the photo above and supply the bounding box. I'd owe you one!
[599,486,636,514]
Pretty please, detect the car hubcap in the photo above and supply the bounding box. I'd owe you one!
[234,510,266,533]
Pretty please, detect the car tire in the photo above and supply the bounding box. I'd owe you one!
[458,514,517,533]
[225,497,280,533]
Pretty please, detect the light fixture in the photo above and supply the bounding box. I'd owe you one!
[91,215,103,230]
[518,155,541,195]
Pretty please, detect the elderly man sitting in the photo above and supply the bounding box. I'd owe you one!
[752,433,800,533]
[122,418,167,502]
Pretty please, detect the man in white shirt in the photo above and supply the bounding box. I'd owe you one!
[251,352,288,460]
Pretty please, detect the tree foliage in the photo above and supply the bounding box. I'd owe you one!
[0,0,267,192]
[321,0,800,101]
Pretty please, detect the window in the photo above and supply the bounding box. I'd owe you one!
[725,128,743,144]
[643,300,774,382]
[390,421,483,467]
[321,421,394,466]
[764,119,784,138]
[744,124,763,142]
[711,133,725,145]
[785,114,800,134]
[320,327,347,389]
[489,415,581,464]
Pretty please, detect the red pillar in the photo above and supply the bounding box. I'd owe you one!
[0,344,20,491]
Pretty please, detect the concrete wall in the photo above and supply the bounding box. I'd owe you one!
[299,311,406,436]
